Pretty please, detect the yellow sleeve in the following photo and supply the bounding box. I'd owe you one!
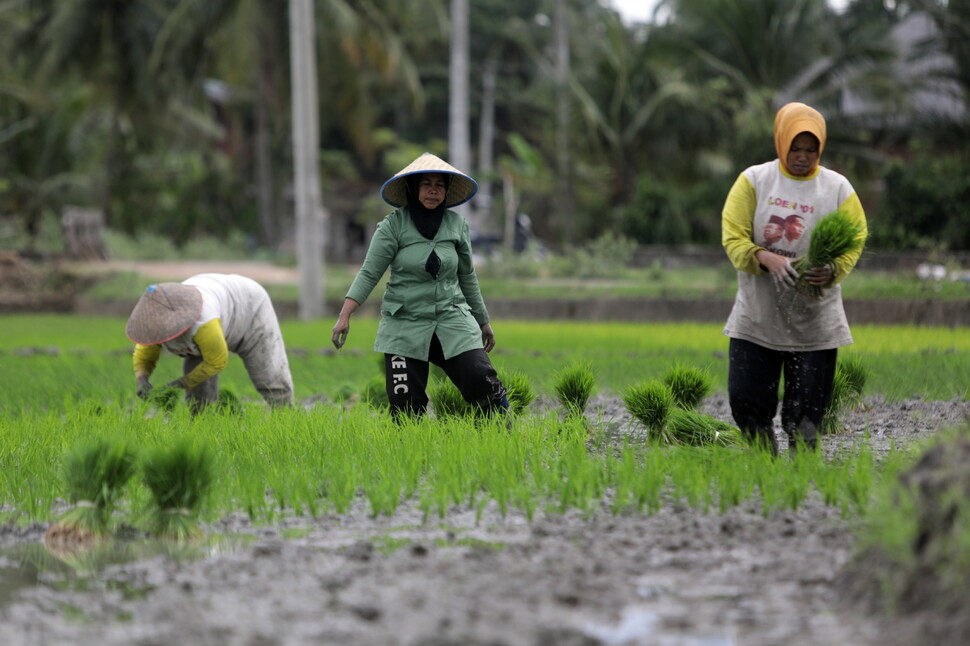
[133,344,162,378]
[182,319,229,389]
[721,174,764,275]
[829,193,868,286]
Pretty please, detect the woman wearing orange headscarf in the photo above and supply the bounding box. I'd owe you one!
[721,102,867,454]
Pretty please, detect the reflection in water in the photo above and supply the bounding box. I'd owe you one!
[0,533,256,606]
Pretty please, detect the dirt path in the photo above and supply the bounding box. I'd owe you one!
[67,259,302,285]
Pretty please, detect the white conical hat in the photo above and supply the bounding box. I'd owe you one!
[125,283,203,345]
[380,152,478,208]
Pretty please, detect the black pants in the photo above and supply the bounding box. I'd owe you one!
[385,334,508,419]
[727,338,837,450]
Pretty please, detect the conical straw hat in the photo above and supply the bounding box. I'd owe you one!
[380,152,478,208]
[125,283,203,345]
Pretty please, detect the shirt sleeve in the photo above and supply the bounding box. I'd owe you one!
[829,192,868,286]
[346,215,398,305]
[182,319,229,389]
[133,344,161,378]
[721,173,764,275]
[455,218,490,326]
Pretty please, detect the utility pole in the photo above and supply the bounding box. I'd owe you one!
[553,0,571,244]
[289,0,324,319]
[449,0,479,232]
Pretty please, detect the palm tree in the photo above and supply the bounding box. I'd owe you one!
[27,0,171,233]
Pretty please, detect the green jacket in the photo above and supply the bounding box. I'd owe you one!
[346,207,490,361]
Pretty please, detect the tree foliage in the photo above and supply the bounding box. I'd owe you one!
[1,0,967,254]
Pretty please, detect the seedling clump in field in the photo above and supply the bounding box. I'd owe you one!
[44,438,137,551]
[821,356,869,435]
[554,363,596,418]
[666,408,743,447]
[662,364,713,410]
[502,370,537,415]
[141,440,214,541]
[624,380,674,437]
[430,380,475,417]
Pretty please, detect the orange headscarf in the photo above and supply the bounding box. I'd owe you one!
[773,102,827,176]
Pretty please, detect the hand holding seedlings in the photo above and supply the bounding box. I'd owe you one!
[803,264,833,286]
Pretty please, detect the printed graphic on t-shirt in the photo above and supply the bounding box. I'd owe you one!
[758,197,813,258]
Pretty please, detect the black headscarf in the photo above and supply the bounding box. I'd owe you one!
[406,173,450,278]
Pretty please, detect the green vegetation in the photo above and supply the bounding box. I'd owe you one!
[0,316,967,415]
[0,315,967,536]
[821,357,870,436]
[45,438,137,543]
[141,440,214,541]
[662,364,713,410]
[553,363,596,418]
[796,209,868,299]
[0,402,888,528]
[64,259,970,304]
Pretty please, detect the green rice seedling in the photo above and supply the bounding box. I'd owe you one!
[553,363,596,418]
[665,408,744,448]
[662,363,713,410]
[216,388,242,415]
[429,380,475,418]
[141,439,214,541]
[148,385,181,412]
[359,374,389,410]
[44,438,137,550]
[794,209,866,299]
[623,380,673,439]
[333,383,357,404]
[839,355,868,397]
[821,357,870,435]
[501,370,537,415]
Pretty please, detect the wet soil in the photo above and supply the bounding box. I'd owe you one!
[1,394,968,646]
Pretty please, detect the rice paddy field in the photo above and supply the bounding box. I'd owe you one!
[1,314,969,646]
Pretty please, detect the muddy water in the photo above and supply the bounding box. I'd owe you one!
[1,394,967,646]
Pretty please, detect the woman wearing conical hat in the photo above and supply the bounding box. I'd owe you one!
[331,153,509,419]
[721,102,867,454]
[126,273,294,413]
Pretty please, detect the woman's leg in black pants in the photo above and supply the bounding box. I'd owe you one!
[384,353,431,419]
[781,348,838,451]
[430,335,509,415]
[728,338,783,453]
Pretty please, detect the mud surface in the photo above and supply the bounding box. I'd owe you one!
[1,394,968,646]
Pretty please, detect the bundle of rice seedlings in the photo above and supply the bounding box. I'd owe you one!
[148,385,181,412]
[141,440,214,541]
[554,363,596,418]
[44,439,137,550]
[429,380,475,417]
[501,370,537,415]
[838,355,868,399]
[666,408,744,447]
[623,380,673,437]
[662,364,713,410]
[821,356,869,435]
[359,375,389,410]
[794,209,866,299]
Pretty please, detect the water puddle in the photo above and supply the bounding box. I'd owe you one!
[0,533,257,606]
[582,605,735,646]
